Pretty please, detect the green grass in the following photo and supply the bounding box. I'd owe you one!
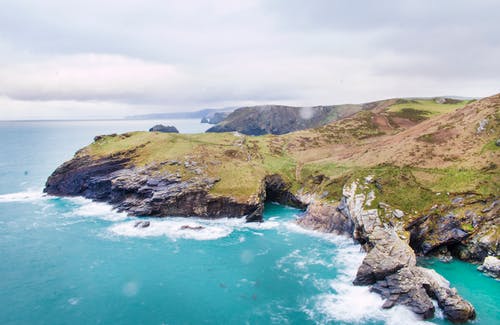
[481,139,500,154]
[82,128,498,212]
[387,99,469,117]
[389,108,432,122]
[414,168,499,196]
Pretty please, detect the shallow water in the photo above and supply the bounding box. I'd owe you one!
[0,120,498,324]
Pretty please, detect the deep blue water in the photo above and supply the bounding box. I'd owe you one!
[0,120,498,324]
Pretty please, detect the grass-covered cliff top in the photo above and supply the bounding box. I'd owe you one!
[79,94,499,215]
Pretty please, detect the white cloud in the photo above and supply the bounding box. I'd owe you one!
[0,54,189,103]
[0,0,498,119]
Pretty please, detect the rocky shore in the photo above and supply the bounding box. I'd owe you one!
[298,180,477,322]
[43,94,499,323]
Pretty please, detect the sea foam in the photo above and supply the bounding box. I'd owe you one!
[109,219,233,241]
[65,197,128,221]
[0,189,45,203]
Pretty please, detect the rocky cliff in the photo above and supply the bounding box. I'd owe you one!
[298,180,476,322]
[45,94,499,322]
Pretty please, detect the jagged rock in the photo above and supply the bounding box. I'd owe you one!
[409,213,471,254]
[420,267,475,322]
[149,124,179,133]
[134,220,150,228]
[353,227,416,285]
[297,201,353,235]
[339,181,475,322]
[371,267,435,318]
[44,155,262,220]
[477,256,500,278]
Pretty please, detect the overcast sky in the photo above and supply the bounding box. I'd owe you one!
[1,0,499,119]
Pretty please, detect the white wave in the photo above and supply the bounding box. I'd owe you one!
[109,219,233,241]
[0,189,45,203]
[64,197,128,221]
[284,222,355,246]
[309,287,432,325]
[300,239,434,325]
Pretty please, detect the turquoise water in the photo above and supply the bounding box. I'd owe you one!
[0,120,498,324]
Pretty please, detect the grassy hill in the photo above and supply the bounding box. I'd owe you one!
[81,94,499,215]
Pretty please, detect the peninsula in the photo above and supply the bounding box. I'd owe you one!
[44,94,499,322]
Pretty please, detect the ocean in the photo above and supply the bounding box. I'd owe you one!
[0,119,498,325]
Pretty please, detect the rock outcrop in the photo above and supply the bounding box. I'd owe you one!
[477,256,500,278]
[149,125,179,133]
[407,199,499,262]
[296,180,476,323]
[296,201,353,235]
[44,154,263,221]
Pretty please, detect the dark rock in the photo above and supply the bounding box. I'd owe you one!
[371,267,435,319]
[407,213,471,254]
[94,133,117,142]
[496,139,500,146]
[149,124,179,133]
[264,174,306,209]
[372,266,475,322]
[134,220,150,228]
[200,117,209,123]
[180,225,205,231]
[44,154,261,220]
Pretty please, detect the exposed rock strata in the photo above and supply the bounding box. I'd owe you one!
[297,180,476,323]
[407,199,499,262]
[44,155,263,221]
[44,154,304,223]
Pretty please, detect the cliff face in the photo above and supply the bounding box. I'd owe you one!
[44,140,304,221]
[45,155,259,219]
[298,181,476,322]
[206,104,364,135]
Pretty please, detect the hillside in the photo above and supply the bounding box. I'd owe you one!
[205,97,472,135]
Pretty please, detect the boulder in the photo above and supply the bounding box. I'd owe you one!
[180,225,205,231]
[149,124,179,133]
[477,256,500,278]
[134,220,150,228]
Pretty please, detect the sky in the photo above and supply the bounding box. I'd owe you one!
[0,0,499,120]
